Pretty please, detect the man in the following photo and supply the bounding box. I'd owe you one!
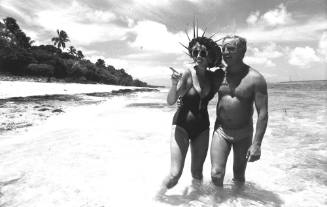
[210,35,268,186]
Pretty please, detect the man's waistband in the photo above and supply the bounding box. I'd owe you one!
[214,122,253,141]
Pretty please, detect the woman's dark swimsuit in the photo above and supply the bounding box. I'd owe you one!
[172,69,224,140]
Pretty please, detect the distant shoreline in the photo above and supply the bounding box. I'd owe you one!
[277,80,327,84]
[1,74,325,88]
[0,73,163,88]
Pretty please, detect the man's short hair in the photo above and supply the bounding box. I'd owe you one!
[222,35,247,54]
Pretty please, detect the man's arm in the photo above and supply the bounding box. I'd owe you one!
[247,74,268,162]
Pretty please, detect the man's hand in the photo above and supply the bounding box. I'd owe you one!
[246,144,261,162]
[176,96,183,107]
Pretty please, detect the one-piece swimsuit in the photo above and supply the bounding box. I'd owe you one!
[172,69,224,140]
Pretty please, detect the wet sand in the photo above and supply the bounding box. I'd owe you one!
[0,84,164,207]
[0,80,157,134]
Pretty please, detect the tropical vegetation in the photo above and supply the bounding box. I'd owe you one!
[0,17,148,87]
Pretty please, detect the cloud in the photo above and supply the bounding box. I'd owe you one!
[0,0,35,24]
[1,0,326,84]
[34,1,130,45]
[0,0,131,46]
[129,20,188,54]
[82,38,138,58]
[318,32,327,61]
[131,0,171,7]
[261,4,292,26]
[245,56,275,67]
[84,10,117,23]
[288,46,320,67]
[244,43,283,67]
[246,11,260,25]
[240,16,327,43]
[242,4,327,43]
[246,4,292,27]
[31,0,190,54]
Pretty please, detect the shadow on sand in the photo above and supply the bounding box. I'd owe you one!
[158,181,283,207]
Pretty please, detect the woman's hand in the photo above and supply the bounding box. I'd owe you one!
[169,67,182,86]
[167,67,184,105]
[171,72,182,86]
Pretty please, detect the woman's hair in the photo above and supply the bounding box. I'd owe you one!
[188,37,222,68]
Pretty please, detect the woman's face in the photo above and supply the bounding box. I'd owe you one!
[191,42,211,67]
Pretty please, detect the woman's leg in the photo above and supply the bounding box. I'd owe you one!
[210,130,231,187]
[190,129,210,180]
[162,125,189,189]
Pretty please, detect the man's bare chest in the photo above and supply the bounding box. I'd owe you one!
[218,77,253,100]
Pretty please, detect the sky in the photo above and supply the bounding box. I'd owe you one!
[0,0,326,85]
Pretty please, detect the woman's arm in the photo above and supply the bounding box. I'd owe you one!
[167,70,189,105]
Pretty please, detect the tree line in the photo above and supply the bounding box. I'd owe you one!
[0,17,148,87]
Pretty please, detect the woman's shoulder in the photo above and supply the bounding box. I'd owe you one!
[214,68,225,76]
[181,68,192,78]
[207,68,225,78]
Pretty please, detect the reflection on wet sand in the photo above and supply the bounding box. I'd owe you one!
[159,181,283,207]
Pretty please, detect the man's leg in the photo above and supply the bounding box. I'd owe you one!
[190,129,210,180]
[210,130,231,187]
[232,136,252,183]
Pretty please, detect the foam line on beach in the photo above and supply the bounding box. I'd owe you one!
[0,81,158,99]
[0,88,158,103]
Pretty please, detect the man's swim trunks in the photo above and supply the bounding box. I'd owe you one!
[213,123,253,144]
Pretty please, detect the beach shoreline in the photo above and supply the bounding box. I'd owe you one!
[0,79,326,206]
[0,80,158,135]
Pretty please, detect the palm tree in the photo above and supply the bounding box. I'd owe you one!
[51,29,70,50]
[68,46,77,56]
[76,50,84,60]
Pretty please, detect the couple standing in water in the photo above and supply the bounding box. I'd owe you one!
[159,33,268,194]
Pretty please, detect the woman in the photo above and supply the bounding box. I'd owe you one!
[159,32,224,194]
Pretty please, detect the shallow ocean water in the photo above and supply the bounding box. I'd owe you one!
[0,81,326,207]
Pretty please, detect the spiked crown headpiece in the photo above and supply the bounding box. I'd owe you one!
[180,19,222,68]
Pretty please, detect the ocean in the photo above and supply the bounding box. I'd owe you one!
[0,80,326,207]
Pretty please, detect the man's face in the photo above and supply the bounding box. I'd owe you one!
[222,38,244,65]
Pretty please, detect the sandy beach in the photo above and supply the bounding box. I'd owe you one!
[0,81,166,207]
[1,1,326,205]
[0,80,157,134]
[0,80,326,207]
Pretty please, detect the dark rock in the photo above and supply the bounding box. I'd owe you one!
[38,108,49,111]
[52,109,64,113]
